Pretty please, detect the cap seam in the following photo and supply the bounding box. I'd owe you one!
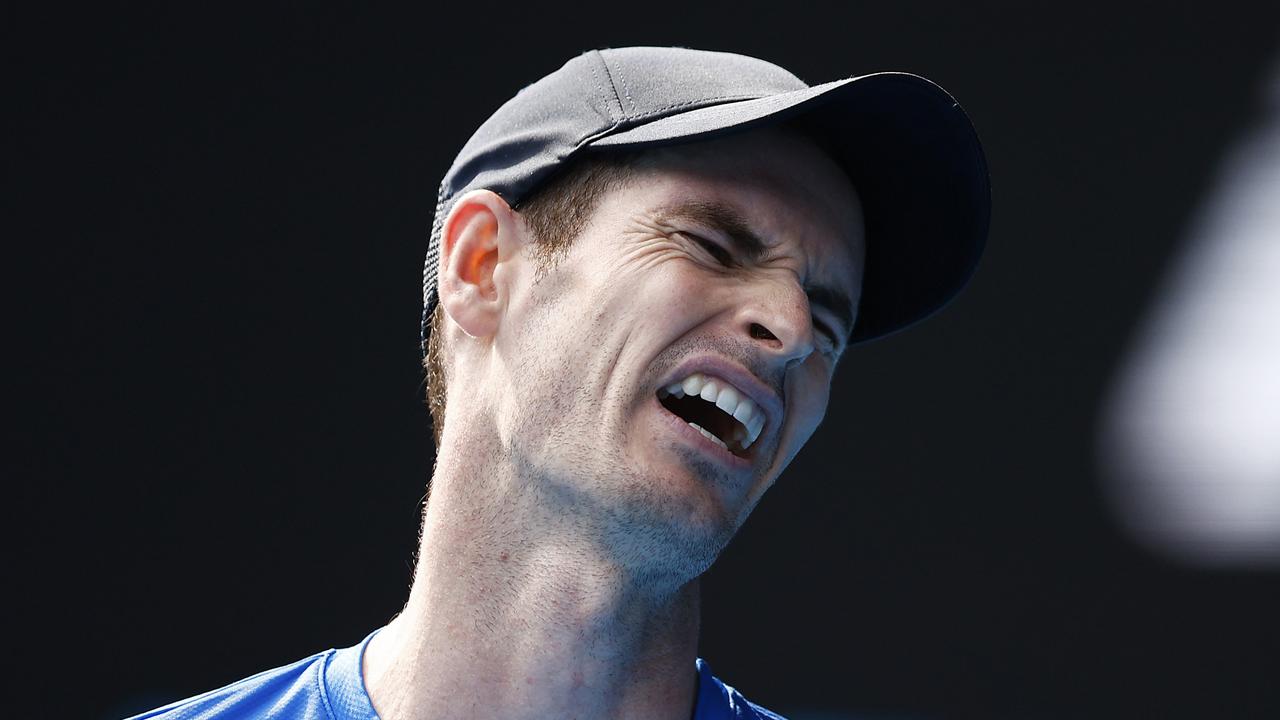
[603,52,638,115]
[619,93,762,125]
[591,50,626,122]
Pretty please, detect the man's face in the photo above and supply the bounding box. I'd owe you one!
[486,127,864,577]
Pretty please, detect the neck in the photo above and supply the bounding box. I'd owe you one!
[363,423,703,720]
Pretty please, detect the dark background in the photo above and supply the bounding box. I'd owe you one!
[10,3,1280,718]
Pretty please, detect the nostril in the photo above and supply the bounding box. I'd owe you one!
[749,323,776,341]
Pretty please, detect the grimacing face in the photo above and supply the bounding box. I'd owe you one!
[449,127,864,580]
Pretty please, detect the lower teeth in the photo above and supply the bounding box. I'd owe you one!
[688,422,728,451]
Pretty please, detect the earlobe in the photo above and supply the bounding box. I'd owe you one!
[437,190,521,340]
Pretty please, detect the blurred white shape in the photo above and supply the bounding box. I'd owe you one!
[1100,56,1280,565]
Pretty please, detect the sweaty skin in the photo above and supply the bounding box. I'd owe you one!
[363,127,865,720]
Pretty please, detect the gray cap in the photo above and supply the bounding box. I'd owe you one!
[421,46,989,352]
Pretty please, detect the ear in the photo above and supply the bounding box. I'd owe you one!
[436,189,526,340]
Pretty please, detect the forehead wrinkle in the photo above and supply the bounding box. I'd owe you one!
[645,166,859,263]
[648,195,858,340]
[650,198,768,262]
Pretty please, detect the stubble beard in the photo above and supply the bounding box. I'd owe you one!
[502,354,737,594]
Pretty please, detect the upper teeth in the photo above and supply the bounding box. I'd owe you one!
[658,372,767,452]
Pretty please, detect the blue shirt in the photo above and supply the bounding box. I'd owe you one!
[127,630,785,719]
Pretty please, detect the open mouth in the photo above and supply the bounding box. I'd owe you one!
[656,373,766,458]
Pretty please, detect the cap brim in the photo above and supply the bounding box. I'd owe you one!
[591,72,990,343]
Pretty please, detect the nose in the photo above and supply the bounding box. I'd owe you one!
[737,277,816,368]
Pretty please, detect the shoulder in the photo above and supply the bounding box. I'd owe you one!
[124,650,338,720]
[695,658,789,720]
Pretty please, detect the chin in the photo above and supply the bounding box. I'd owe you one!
[604,468,743,584]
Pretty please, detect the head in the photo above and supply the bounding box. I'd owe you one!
[425,125,864,582]
[416,46,988,585]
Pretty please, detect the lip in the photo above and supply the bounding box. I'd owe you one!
[658,355,783,442]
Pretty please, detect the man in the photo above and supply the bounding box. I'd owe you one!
[130,46,988,720]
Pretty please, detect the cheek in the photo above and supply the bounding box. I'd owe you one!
[786,371,833,446]
[602,255,716,333]
[517,256,707,386]
[795,393,829,443]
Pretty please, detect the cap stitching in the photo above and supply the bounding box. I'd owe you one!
[586,63,620,124]
[610,55,637,114]
[621,93,762,124]
[594,50,629,120]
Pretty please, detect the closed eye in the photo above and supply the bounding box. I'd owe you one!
[813,317,840,352]
[814,318,836,342]
[685,233,734,266]
[809,300,848,353]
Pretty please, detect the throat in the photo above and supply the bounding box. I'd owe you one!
[371,547,704,720]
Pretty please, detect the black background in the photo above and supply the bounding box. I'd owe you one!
[10,3,1280,718]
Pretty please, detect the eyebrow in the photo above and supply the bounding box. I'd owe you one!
[652,199,858,343]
